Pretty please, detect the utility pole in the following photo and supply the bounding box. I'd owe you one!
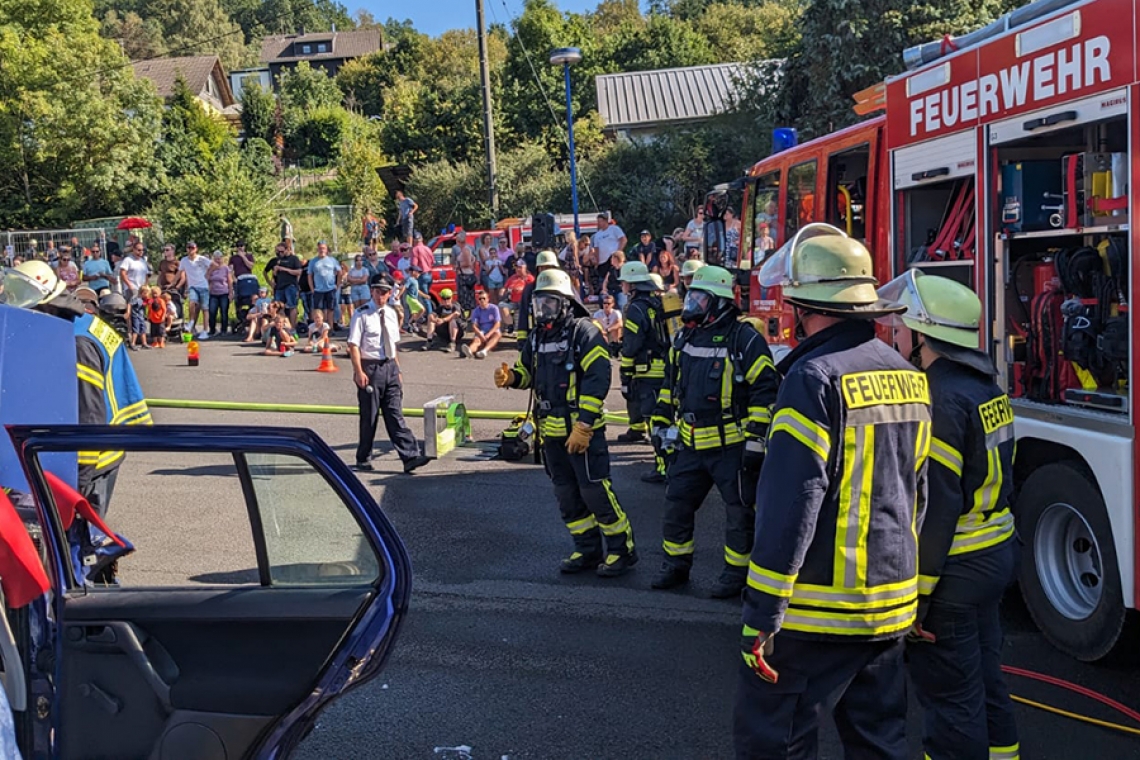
[475,0,499,222]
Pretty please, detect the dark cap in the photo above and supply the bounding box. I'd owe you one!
[413,231,423,239]
[186,241,198,248]
[235,240,246,247]
[369,273,394,290]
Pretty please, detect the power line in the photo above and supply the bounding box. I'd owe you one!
[496,0,599,213]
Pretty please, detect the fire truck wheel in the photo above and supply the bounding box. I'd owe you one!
[1017,461,1125,662]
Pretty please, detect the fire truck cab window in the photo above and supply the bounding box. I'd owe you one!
[991,113,1130,416]
[750,172,780,267]
[827,145,869,241]
[785,161,817,243]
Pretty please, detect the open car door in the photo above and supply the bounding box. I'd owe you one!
[7,424,412,760]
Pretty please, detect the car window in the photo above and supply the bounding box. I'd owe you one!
[244,453,380,586]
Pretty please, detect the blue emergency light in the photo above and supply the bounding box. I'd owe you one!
[772,128,798,154]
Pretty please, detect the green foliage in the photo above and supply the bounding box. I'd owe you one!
[151,146,275,252]
[277,60,343,111]
[129,0,247,70]
[222,0,354,43]
[158,76,233,178]
[336,116,389,218]
[100,9,167,59]
[239,137,276,184]
[0,0,165,227]
[240,83,276,144]
[286,105,350,163]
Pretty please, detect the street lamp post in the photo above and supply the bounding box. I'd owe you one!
[550,47,583,237]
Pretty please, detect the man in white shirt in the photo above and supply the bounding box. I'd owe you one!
[592,294,622,353]
[591,214,627,294]
[118,241,150,299]
[348,274,431,474]
[176,242,210,335]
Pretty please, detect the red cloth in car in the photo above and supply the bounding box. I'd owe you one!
[0,489,49,608]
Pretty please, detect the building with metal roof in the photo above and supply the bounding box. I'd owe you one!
[595,62,770,140]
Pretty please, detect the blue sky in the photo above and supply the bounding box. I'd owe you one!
[354,0,607,37]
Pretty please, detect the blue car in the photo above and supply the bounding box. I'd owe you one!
[1,424,411,759]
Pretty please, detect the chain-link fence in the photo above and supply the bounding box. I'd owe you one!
[2,227,115,264]
[275,205,359,257]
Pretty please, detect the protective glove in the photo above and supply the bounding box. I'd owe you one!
[566,421,594,454]
[742,439,766,473]
[906,623,937,644]
[494,362,515,388]
[741,626,778,683]
[650,425,666,451]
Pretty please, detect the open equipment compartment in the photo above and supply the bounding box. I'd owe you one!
[893,130,979,289]
[990,91,1130,415]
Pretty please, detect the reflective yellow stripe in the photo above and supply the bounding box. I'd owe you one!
[745,355,775,384]
[929,436,963,477]
[834,425,873,589]
[915,420,931,470]
[746,562,796,597]
[657,388,673,403]
[601,480,634,552]
[76,364,104,389]
[742,624,761,637]
[664,539,694,556]
[514,360,531,388]
[111,400,151,425]
[782,604,916,636]
[566,516,598,535]
[725,546,750,567]
[950,509,1015,556]
[989,744,1020,760]
[791,577,916,610]
[972,447,1002,515]
[770,408,830,460]
[747,407,771,425]
[543,418,568,437]
[77,450,125,469]
[721,356,733,412]
[578,395,603,414]
[600,515,630,536]
[581,345,609,372]
[918,574,939,595]
[623,319,639,334]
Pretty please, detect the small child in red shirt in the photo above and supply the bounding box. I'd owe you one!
[146,286,168,348]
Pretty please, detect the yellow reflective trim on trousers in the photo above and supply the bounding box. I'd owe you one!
[746,562,796,597]
[77,364,105,389]
[989,744,1020,760]
[918,574,939,596]
[664,539,694,556]
[581,345,609,373]
[725,546,749,567]
[770,408,830,460]
[746,355,775,384]
[782,603,916,636]
[601,479,634,552]
[834,425,873,589]
[623,319,639,334]
[566,515,598,534]
[790,577,916,610]
[600,516,630,536]
[929,436,963,477]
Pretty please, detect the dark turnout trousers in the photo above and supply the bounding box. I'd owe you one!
[662,444,755,575]
[356,358,419,464]
[542,430,634,558]
[734,635,908,760]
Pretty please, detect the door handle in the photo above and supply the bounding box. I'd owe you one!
[85,627,117,645]
[68,622,173,714]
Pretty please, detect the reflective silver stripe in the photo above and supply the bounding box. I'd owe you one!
[745,439,766,453]
[974,448,1002,513]
[842,425,869,588]
[984,424,1015,450]
[793,580,916,606]
[782,605,915,634]
[918,575,939,595]
[846,402,930,427]
[538,340,570,353]
[989,744,1020,760]
[681,344,728,358]
[952,511,1014,552]
[747,563,795,597]
[600,517,631,536]
[929,436,964,475]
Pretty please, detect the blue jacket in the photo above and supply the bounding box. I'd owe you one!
[75,314,152,486]
[742,321,931,642]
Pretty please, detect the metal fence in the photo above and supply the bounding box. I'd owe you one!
[3,227,113,263]
[275,205,359,257]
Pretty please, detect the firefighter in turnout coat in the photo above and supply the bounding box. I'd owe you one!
[736,224,931,759]
[616,260,669,482]
[878,269,1019,760]
[649,265,779,598]
[494,269,638,577]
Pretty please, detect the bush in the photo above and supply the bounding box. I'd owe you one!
[286,106,351,165]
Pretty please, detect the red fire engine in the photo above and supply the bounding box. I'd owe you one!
[737,0,1138,660]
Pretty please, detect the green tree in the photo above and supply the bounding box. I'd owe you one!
[0,0,165,226]
[286,105,350,163]
[240,137,276,185]
[100,9,167,59]
[151,146,275,252]
[240,82,276,144]
[693,1,803,62]
[134,0,247,70]
[277,60,342,111]
[337,116,389,221]
[158,76,233,178]
[228,0,354,39]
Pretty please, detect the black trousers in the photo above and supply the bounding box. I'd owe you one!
[542,430,634,558]
[79,466,119,519]
[662,445,755,574]
[907,540,1019,760]
[356,359,420,464]
[734,635,908,760]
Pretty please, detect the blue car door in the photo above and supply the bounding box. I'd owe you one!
[7,424,412,760]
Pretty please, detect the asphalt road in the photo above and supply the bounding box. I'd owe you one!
[112,331,1140,759]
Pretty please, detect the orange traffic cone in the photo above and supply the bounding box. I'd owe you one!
[316,342,338,372]
[187,340,200,366]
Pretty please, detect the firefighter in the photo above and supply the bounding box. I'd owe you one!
[678,258,702,297]
[877,269,1019,760]
[494,268,637,577]
[615,261,669,483]
[515,250,559,346]
[5,261,151,520]
[736,224,930,759]
[649,265,779,597]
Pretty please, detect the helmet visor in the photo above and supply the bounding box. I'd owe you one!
[0,268,54,308]
[876,269,978,330]
[533,293,564,322]
[681,289,713,323]
[757,223,849,288]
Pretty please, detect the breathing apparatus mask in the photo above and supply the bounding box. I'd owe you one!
[681,290,730,327]
[533,293,567,328]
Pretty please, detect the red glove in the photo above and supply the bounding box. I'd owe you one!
[741,626,778,683]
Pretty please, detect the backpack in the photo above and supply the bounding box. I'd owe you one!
[498,415,534,461]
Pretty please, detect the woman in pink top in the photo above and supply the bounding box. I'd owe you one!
[206,250,234,336]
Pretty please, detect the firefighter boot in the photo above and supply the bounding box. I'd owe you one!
[709,569,746,599]
[651,562,691,590]
[616,428,646,443]
[596,550,639,578]
[561,550,603,574]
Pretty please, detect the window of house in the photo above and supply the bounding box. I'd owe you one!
[317,43,328,53]
[302,44,312,55]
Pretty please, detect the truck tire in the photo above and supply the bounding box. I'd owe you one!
[1017,461,1125,661]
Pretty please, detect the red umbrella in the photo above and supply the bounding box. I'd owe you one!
[117,216,152,230]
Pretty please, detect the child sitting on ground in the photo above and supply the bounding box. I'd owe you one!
[263,313,298,357]
[146,286,167,348]
[127,288,148,350]
[305,309,339,353]
[242,287,273,343]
